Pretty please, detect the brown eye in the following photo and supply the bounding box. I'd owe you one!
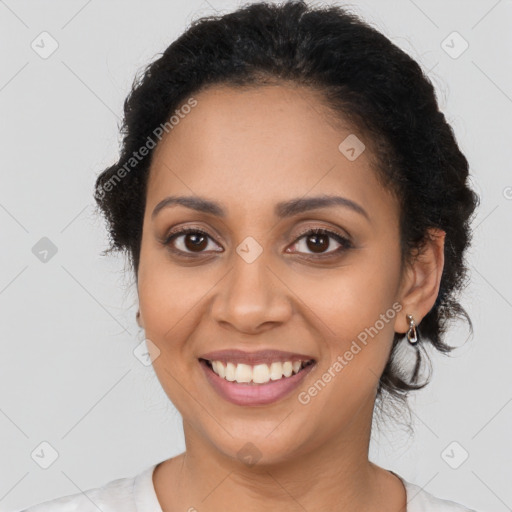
[164,228,222,255]
[305,232,330,253]
[162,226,352,259]
[183,232,208,251]
[288,228,352,257]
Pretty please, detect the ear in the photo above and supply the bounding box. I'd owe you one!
[395,228,446,334]
[136,309,144,329]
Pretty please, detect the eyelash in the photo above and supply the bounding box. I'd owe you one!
[162,226,353,260]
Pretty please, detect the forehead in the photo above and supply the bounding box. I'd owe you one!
[147,84,396,222]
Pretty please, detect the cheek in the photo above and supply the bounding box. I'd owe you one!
[290,249,402,376]
[298,256,400,330]
[294,262,402,425]
[136,262,222,398]
[137,242,209,333]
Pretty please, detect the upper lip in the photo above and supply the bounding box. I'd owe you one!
[199,349,316,366]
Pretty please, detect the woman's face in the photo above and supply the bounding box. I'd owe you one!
[137,84,413,465]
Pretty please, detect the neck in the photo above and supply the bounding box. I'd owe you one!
[153,395,406,511]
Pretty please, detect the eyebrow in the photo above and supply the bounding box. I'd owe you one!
[151,194,370,221]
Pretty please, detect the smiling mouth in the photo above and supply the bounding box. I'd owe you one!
[199,358,316,385]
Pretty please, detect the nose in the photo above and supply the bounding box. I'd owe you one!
[210,253,293,335]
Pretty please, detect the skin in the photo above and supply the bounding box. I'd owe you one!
[136,83,445,512]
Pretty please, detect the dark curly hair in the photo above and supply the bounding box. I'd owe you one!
[93,0,479,428]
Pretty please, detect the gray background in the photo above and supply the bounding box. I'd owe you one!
[1,0,511,510]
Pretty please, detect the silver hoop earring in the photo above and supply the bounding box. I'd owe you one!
[406,314,418,345]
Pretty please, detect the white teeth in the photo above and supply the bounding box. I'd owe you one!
[269,361,283,380]
[225,362,236,382]
[216,361,226,378]
[212,361,226,378]
[207,359,312,384]
[252,364,270,384]
[235,363,252,383]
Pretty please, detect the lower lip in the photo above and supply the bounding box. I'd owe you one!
[199,359,315,406]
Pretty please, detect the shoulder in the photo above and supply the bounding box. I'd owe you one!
[400,476,479,512]
[19,472,139,512]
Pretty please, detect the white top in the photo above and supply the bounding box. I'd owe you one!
[20,463,479,512]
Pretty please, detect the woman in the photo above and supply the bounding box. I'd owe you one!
[22,1,480,510]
